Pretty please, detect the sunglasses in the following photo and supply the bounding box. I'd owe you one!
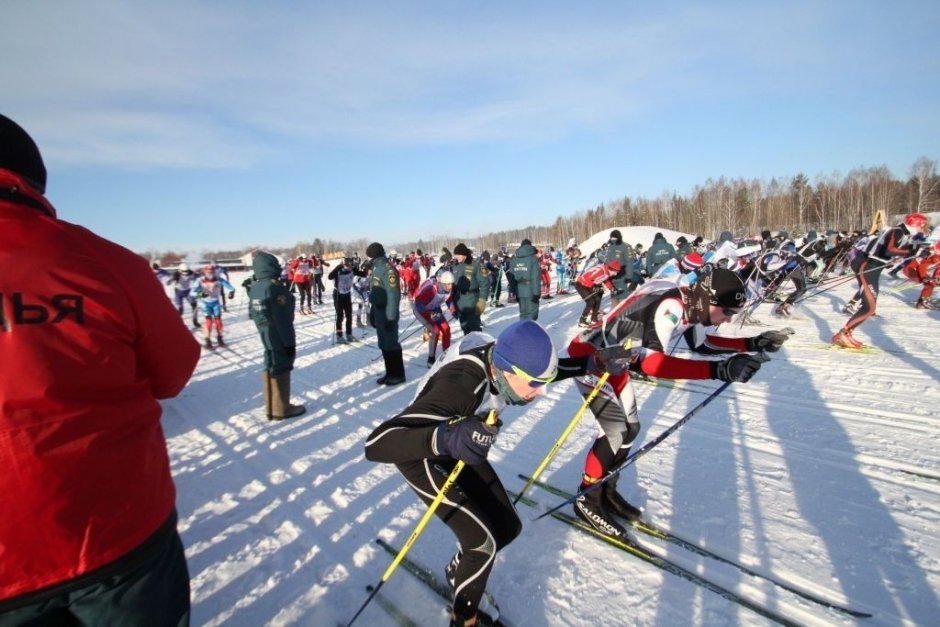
[508,364,554,388]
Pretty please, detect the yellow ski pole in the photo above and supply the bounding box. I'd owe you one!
[347,410,497,627]
[513,372,610,505]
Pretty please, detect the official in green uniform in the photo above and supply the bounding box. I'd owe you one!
[509,238,541,320]
[367,242,406,385]
[450,243,490,334]
[248,252,306,420]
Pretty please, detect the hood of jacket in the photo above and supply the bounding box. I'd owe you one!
[514,243,537,258]
[252,252,282,280]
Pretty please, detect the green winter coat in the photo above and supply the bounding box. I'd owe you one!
[645,235,678,277]
[605,239,634,292]
[509,243,540,320]
[249,252,297,374]
[368,255,402,351]
[451,255,489,333]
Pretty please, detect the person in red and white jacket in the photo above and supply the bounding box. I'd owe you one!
[412,271,456,367]
[0,115,200,624]
[574,259,622,326]
[902,240,940,310]
[559,268,790,538]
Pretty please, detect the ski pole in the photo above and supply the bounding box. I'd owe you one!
[514,372,610,505]
[534,381,732,522]
[346,410,497,627]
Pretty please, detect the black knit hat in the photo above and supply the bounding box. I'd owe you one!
[0,114,47,193]
[610,229,622,242]
[453,243,471,256]
[704,268,746,308]
[365,242,385,259]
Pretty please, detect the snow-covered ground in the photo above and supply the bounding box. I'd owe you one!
[162,270,940,626]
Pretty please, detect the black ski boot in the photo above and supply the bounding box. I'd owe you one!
[203,337,213,350]
[574,484,627,539]
[603,480,643,522]
[216,335,225,347]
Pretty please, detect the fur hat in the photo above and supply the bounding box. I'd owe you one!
[365,242,385,259]
[453,243,471,257]
[492,320,558,383]
[610,229,622,242]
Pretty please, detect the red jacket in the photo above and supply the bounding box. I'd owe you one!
[0,170,201,600]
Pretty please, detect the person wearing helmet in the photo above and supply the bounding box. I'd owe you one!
[413,270,457,367]
[564,267,787,539]
[0,114,199,625]
[365,319,628,627]
[833,213,928,348]
[574,259,623,327]
[191,264,236,349]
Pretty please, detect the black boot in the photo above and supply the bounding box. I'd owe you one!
[574,483,627,539]
[603,475,643,522]
[376,351,390,385]
[383,349,406,386]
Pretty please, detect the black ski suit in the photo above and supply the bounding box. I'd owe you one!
[364,337,587,619]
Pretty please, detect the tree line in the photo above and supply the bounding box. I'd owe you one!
[149,157,938,264]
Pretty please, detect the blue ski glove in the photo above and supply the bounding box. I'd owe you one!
[433,414,502,465]
[711,354,762,383]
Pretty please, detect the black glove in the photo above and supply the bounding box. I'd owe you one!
[284,345,296,359]
[746,328,793,352]
[433,414,502,465]
[228,291,235,299]
[589,345,634,375]
[711,354,762,383]
[531,295,540,304]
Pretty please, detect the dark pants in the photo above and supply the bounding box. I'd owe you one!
[397,459,520,619]
[333,291,353,335]
[0,514,190,627]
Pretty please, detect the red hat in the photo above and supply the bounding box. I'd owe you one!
[606,260,622,272]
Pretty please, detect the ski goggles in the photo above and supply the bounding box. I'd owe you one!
[508,364,555,388]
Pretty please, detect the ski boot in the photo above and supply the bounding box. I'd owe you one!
[216,335,225,347]
[603,478,643,522]
[427,355,436,368]
[832,328,863,349]
[336,333,346,344]
[574,485,627,539]
[578,315,591,327]
[203,337,213,350]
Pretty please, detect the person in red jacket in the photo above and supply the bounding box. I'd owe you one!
[903,240,940,310]
[0,114,201,625]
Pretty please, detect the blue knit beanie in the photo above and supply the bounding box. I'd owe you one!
[492,321,558,382]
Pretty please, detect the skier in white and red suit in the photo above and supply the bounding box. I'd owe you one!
[573,259,621,326]
[559,268,791,538]
[412,270,456,367]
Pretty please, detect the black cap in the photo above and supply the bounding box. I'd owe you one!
[453,243,471,256]
[0,114,47,193]
[366,242,385,259]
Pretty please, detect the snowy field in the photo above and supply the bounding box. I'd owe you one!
[161,270,940,626]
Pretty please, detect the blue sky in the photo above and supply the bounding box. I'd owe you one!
[4,1,938,253]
